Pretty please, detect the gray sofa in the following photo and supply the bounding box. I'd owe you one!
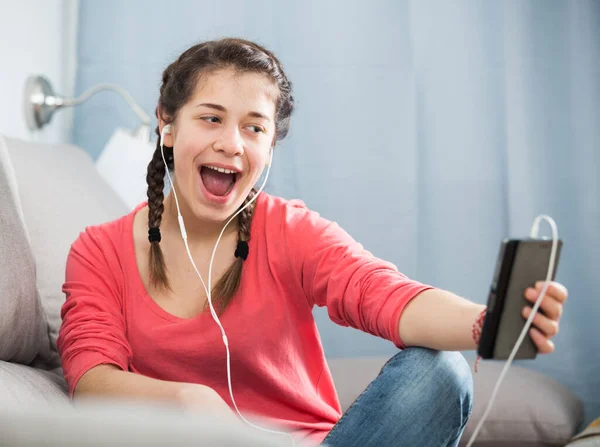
[0,134,585,446]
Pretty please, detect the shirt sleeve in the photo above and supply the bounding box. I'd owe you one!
[284,200,434,349]
[56,227,132,398]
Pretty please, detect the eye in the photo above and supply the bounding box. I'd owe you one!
[201,116,221,124]
[246,125,265,134]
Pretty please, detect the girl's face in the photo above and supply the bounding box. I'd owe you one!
[161,68,277,224]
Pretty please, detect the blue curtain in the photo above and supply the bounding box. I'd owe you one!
[73,0,600,424]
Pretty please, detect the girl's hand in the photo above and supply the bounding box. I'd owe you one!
[176,383,240,424]
[522,281,568,354]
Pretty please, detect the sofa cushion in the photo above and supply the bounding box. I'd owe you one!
[0,135,51,365]
[462,361,584,446]
[4,135,129,366]
[0,360,68,409]
[327,356,583,447]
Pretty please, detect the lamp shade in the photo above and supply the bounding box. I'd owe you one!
[95,128,156,210]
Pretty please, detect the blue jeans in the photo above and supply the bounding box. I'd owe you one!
[321,347,473,447]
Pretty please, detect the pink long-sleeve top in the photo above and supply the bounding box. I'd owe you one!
[57,193,433,445]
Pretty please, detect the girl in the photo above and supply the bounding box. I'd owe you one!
[57,38,568,446]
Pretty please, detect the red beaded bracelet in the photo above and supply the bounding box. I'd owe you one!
[472,308,487,373]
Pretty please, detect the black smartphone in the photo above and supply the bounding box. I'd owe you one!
[478,238,563,360]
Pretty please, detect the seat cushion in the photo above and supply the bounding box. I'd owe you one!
[566,417,600,446]
[0,135,51,365]
[0,360,68,409]
[3,135,128,366]
[460,361,584,447]
[327,356,583,447]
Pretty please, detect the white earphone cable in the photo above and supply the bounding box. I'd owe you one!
[465,215,559,447]
[160,127,295,446]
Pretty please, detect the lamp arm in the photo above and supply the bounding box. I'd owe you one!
[58,83,151,125]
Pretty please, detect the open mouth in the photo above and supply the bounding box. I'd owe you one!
[199,165,239,197]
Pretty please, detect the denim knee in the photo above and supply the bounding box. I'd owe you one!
[385,347,474,427]
[322,348,474,447]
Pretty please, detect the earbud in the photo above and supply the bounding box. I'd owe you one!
[160,124,171,148]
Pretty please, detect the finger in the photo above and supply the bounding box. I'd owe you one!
[522,306,560,337]
[524,288,563,320]
[534,281,568,303]
[529,326,555,354]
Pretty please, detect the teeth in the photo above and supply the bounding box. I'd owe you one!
[205,165,236,175]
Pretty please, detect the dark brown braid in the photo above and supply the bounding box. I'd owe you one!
[239,188,257,242]
[146,131,173,291]
[146,37,295,314]
[209,188,257,313]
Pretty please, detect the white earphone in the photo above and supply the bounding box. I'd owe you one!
[161,124,171,144]
[158,123,292,445]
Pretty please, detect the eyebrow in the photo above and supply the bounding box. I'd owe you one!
[196,103,271,122]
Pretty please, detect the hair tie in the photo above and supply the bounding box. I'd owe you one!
[148,227,161,243]
[235,240,249,260]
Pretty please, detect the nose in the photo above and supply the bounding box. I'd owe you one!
[213,125,244,157]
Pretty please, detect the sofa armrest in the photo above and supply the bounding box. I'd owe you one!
[0,360,69,409]
[0,400,297,447]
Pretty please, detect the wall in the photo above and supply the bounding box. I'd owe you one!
[0,0,78,144]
